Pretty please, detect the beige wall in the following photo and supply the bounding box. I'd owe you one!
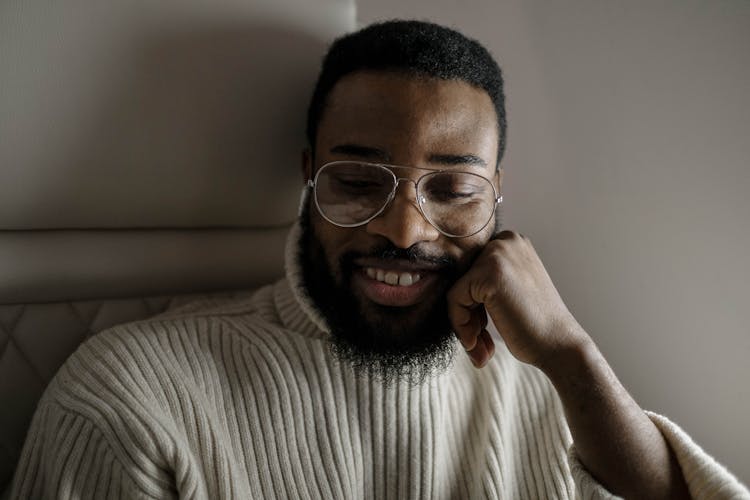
[357,0,750,483]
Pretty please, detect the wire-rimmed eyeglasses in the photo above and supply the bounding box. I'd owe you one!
[307,161,502,238]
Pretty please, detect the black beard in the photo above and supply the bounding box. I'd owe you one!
[298,207,461,385]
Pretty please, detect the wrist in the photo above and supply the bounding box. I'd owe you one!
[536,322,601,385]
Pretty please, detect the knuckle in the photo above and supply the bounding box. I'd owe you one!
[487,253,505,274]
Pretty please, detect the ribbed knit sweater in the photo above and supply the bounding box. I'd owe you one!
[11,224,749,499]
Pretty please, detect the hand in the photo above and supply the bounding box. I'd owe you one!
[447,230,588,369]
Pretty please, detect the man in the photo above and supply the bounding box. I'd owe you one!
[11,20,748,499]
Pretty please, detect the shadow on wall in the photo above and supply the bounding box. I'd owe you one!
[7,21,326,229]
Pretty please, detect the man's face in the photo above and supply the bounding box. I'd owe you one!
[301,71,502,382]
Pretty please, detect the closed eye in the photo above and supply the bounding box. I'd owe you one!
[425,180,485,201]
[331,177,388,195]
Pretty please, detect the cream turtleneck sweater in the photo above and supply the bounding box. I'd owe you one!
[11,222,749,499]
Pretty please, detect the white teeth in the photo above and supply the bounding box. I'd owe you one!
[365,267,422,287]
[398,273,414,286]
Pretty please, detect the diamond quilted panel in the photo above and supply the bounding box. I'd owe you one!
[87,298,157,334]
[143,297,172,315]
[0,338,46,438]
[0,339,47,488]
[0,305,25,330]
[11,304,91,381]
[69,301,104,328]
[0,305,25,357]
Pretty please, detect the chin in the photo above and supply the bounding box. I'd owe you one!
[300,216,459,385]
[316,271,458,385]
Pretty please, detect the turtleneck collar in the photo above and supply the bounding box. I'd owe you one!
[272,184,335,338]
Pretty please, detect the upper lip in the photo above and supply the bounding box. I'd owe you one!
[353,257,444,272]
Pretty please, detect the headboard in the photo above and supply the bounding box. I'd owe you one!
[0,0,355,491]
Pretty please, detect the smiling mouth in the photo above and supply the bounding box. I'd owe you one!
[364,267,422,287]
[353,265,441,307]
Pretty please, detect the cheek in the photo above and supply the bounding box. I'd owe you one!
[452,231,493,270]
[310,212,354,274]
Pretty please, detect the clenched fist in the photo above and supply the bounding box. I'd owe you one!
[447,230,589,370]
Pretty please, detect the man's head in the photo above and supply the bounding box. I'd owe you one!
[299,20,506,383]
[307,20,507,167]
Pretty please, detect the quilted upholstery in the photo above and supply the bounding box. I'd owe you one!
[0,291,252,489]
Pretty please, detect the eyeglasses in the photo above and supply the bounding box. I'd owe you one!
[307,161,502,238]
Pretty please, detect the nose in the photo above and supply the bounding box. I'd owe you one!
[365,179,441,248]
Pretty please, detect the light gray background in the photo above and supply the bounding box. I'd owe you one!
[357,0,750,484]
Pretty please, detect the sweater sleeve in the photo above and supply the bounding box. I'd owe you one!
[10,400,167,499]
[568,411,750,500]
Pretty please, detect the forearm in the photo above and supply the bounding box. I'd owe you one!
[542,326,689,499]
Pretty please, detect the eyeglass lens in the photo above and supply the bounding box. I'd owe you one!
[314,162,497,237]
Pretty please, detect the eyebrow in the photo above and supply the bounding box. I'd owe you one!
[330,144,391,162]
[428,154,488,168]
[329,144,488,169]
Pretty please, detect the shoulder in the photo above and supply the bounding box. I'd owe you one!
[46,280,320,407]
[41,283,278,402]
[24,285,278,473]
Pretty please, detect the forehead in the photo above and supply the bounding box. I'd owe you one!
[316,71,499,166]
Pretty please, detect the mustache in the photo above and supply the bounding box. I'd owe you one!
[341,243,457,270]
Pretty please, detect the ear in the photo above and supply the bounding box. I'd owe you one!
[301,149,313,183]
[494,167,504,194]
[492,167,505,234]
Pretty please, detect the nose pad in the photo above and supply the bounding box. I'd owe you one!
[394,177,419,203]
[366,178,440,248]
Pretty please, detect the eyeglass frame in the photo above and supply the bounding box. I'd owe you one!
[306,160,503,238]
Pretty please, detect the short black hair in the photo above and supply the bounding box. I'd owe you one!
[306,20,507,167]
